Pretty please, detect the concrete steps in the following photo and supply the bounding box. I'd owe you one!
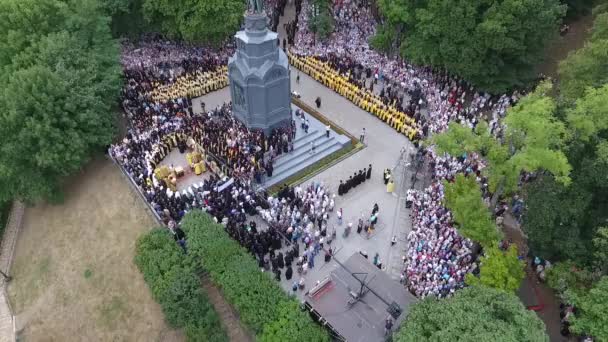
[263,134,344,188]
[274,131,330,169]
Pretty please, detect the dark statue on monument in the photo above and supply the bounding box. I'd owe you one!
[248,0,264,13]
[228,0,291,134]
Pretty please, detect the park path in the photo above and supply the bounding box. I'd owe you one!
[200,275,253,342]
[0,201,24,342]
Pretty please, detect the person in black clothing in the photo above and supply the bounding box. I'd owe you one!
[170,223,187,254]
[338,180,344,196]
[366,164,372,179]
[275,269,281,281]
[315,97,321,108]
[277,252,285,268]
[285,266,293,280]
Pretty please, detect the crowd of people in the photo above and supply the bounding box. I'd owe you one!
[110,0,533,304]
[289,0,522,141]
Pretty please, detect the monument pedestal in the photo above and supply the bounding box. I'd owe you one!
[228,13,291,134]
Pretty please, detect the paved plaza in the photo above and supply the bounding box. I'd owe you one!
[196,66,417,295]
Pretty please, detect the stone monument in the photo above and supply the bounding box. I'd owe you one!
[228,2,291,134]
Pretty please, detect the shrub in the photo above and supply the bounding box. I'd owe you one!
[135,229,227,342]
[181,210,329,341]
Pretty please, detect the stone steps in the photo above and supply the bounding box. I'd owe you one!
[274,131,329,168]
[263,136,343,188]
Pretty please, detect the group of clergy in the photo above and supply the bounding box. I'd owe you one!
[337,164,372,196]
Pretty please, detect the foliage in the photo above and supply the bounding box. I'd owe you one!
[592,226,608,271]
[443,174,501,247]
[567,276,608,340]
[142,0,245,45]
[465,246,525,294]
[100,0,153,37]
[430,82,571,199]
[369,25,395,53]
[566,84,608,142]
[523,176,593,262]
[181,210,329,341]
[558,11,608,104]
[135,229,228,342]
[546,261,596,298]
[0,0,122,203]
[308,0,334,41]
[375,0,566,93]
[523,83,608,265]
[395,286,548,341]
[562,0,596,19]
[0,202,9,239]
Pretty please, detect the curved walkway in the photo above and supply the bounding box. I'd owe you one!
[0,201,24,342]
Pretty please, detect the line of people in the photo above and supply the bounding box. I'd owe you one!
[337,164,372,196]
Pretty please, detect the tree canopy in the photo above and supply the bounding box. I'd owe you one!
[142,0,245,45]
[395,286,548,341]
[374,0,566,93]
[558,11,608,104]
[465,245,525,294]
[430,81,571,201]
[442,174,501,247]
[567,276,608,340]
[523,84,608,265]
[0,0,122,203]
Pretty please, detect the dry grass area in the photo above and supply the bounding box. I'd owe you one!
[7,157,183,342]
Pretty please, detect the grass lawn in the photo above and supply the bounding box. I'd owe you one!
[7,157,182,341]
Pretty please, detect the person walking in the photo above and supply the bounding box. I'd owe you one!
[296,71,300,84]
[315,97,321,108]
[360,128,366,143]
[325,124,331,138]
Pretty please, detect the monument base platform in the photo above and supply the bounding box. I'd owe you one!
[261,104,351,188]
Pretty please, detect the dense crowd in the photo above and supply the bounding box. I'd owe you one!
[285,0,532,298]
[110,0,530,302]
[290,0,521,140]
[112,40,300,225]
[404,149,488,297]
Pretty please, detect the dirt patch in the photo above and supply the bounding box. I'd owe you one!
[201,275,254,342]
[7,156,183,342]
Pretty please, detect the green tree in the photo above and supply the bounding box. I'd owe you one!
[567,276,608,340]
[558,11,608,104]
[430,81,571,206]
[562,0,596,19]
[443,174,501,247]
[0,0,122,203]
[523,176,592,262]
[100,0,152,37]
[546,261,596,298]
[465,246,525,294]
[395,286,548,341]
[308,0,334,41]
[374,0,565,92]
[592,226,608,272]
[523,84,608,264]
[142,0,245,45]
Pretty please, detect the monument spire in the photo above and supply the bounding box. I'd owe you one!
[227,1,291,134]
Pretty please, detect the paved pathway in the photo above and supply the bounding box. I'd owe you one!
[0,202,24,342]
[197,51,416,300]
